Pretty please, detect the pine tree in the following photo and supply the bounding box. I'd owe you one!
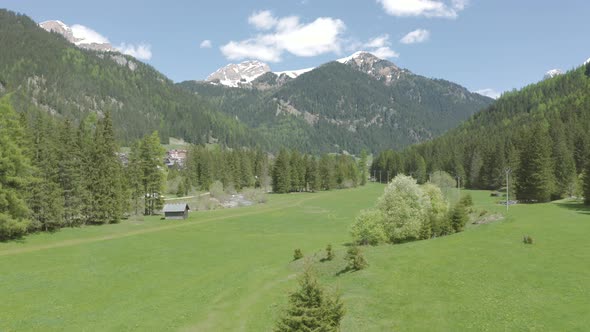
[275,265,344,332]
[57,119,87,226]
[584,157,590,205]
[0,98,33,239]
[306,156,321,192]
[27,115,64,231]
[516,122,555,202]
[359,149,368,186]
[272,149,291,193]
[140,131,165,215]
[450,203,468,233]
[126,140,144,215]
[87,112,123,224]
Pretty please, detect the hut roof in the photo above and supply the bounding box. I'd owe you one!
[163,203,190,213]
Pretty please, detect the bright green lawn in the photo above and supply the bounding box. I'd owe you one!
[1,184,590,331]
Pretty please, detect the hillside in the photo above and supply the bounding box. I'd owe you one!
[0,10,261,147]
[179,53,493,154]
[372,62,590,200]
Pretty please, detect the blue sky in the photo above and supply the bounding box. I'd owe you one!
[2,0,589,97]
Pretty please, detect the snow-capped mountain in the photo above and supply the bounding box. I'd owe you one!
[206,61,271,87]
[206,51,409,87]
[337,51,409,85]
[544,69,563,80]
[584,58,590,65]
[39,20,114,52]
[274,67,315,79]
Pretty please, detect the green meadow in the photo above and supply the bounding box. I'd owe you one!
[1,184,590,331]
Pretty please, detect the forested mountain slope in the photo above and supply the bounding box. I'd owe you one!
[179,53,493,154]
[372,63,590,202]
[0,10,261,147]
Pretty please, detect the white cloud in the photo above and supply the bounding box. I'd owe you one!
[350,34,399,59]
[377,0,468,18]
[372,47,400,58]
[248,10,278,30]
[220,40,282,62]
[70,24,110,45]
[200,39,212,48]
[365,34,390,48]
[116,43,152,60]
[475,88,501,99]
[221,12,345,62]
[400,29,430,44]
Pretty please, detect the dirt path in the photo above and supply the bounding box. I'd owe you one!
[0,194,319,257]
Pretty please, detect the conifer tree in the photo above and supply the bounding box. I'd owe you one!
[516,123,555,202]
[57,119,87,226]
[126,140,144,215]
[359,149,368,186]
[0,98,33,239]
[140,131,165,215]
[275,265,344,332]
[88,112,123,224]
[27,115,64,231]
[272,149,291,193]
[584,157,590,205]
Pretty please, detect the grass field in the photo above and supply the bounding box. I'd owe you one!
[1,184,590,331]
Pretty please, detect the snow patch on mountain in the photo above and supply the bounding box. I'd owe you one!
[584,58,590,65]
[206,60,271,87]
[544,69,563,80]
[39,20,114,52]
[274,67,314,79]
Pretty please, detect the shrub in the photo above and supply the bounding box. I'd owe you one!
[523,235,534,244]
[325,244,335,261]
[242,187,268,204]
[350,209,386,245]
[209,180,225,200]
[377,175,431,243]
[346,245,368,271]
[293,249,303,260]
[422,183,450,238]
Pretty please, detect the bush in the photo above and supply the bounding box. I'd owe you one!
[523,235,534,244]
[377,175,431,243]
[346,245,368,271]
[325,244,335,261]
[293,249,303,260]
[242,187,268,204]
[350,209,386,245]
[422,183,450,238]
[209,180,226,200]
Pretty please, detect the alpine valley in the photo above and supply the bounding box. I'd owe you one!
[0,10,491,154]
[179,51,493,153]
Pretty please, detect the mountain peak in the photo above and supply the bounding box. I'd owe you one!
[336,51,381,64]
[544,69,563,80]
[206,60,271,87]
[39,20,114,52]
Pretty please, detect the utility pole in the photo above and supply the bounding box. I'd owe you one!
[505,167,512,211]
[456,175,461,201]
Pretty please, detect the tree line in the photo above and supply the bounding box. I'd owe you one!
[371,63,590,204]
[0,96,167,240]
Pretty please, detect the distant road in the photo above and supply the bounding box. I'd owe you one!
[164,192,210,201]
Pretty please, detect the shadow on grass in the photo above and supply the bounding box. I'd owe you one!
[0,236,26,244]
[554,201,590,215]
